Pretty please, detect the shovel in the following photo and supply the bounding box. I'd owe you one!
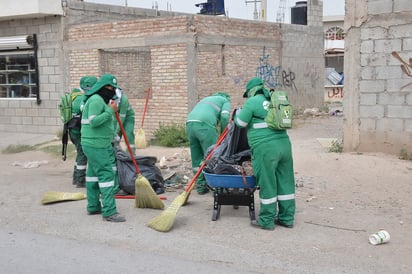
[135,87,150,149]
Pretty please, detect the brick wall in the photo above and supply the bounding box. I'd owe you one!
[0,0,324,141]
[67,13,325,139]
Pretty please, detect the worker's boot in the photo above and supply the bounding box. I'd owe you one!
[196,174,209,195]
[76,172,86,188]
[72,168,77,185]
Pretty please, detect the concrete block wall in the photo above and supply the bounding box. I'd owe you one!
[280,0,324,110]
[344,0,412,154]
[0,16,62,134]
[193,16,282,108]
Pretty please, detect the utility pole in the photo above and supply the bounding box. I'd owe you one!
[276,0,287,23]
[245,0,266,21]
[245,0,259,20]
[260,0,267,21]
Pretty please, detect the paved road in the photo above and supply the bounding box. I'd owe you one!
[1,117,411,274]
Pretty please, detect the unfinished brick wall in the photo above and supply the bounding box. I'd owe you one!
[66,14,322,140]
[68,49,100,92]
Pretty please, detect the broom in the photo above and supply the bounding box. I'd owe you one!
[41,191,86,205]
[115,111,164,209]
[147,126,229,232]
[135,87,150,149]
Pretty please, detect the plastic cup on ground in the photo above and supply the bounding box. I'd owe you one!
[369,230,390,245]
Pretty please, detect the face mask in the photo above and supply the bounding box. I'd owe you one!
[97,87,115,104]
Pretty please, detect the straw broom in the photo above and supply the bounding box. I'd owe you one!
[115,112,164,209]
[135,87,150,149]
[147,126,229,232]
[41,191,86,204]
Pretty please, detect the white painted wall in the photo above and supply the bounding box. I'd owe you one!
[0,0,63,19]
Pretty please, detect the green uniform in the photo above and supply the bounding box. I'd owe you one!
[186,93,230,194]
[81,94,118,218]
[69,90,87,187]
[114,89,136,154]
[235,81,295,229]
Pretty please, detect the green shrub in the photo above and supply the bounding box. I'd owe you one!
[328,139,343,153]
[151,123,189,147]
[399,148,412,161]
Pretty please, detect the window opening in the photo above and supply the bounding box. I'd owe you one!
[325,27,345,40]
[0,34,40,104]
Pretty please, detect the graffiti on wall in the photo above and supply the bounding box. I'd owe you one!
[256,47,297,92]
[324,86,344,103]
[391,51,412,90]
[255,46,282,88]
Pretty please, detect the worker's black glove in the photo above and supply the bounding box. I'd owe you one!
[231,108,241,121]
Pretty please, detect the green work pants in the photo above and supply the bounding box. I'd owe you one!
[83,145,118,218]
[186,122,217,192]
[118,115,136,154]
[252,136,295,229]
[69,129,87,186]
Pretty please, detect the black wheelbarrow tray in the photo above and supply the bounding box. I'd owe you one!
[203,171,257,221]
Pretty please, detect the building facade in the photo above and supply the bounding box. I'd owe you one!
[0,0,324,141]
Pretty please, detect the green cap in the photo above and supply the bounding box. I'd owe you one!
[243,77,264,98]
[85,74,119,97]
[80,76,97,91]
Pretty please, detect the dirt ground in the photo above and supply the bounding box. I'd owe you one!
[0,115,411,273]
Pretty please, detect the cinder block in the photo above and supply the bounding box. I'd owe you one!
[360,105,385,118]
[368,0,393,15]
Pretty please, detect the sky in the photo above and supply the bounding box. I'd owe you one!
[85,0,345,23]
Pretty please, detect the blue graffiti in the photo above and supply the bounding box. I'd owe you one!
[256,47,282,89]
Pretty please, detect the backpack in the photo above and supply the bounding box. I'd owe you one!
[58,90,82,124]
[264,90,293,130]
[58,90,82,161]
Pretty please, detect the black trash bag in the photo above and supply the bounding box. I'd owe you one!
[205,121,251,173]
[115,146,165,195]
[213,164,242,175]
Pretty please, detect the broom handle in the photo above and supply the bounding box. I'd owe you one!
[184,125,229,194]
[141,87,150,127]
[115,111,141,174]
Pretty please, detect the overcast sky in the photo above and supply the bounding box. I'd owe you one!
[85,0,345,23]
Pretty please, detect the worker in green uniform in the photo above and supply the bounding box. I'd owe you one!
[81,73,125,222]
[234,78,295,230]
[69,75,97,188]
[186,92,231,194]
[113,88,136,154]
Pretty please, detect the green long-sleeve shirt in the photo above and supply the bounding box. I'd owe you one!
[187,94,230,133]
[234,94,287,147]
[81,94,115,148]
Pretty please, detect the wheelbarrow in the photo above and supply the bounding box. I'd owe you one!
[203,171,257,221]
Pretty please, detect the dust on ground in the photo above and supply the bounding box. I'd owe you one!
[1,115,411,274]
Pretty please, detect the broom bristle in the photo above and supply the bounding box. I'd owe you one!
[135,174,164,209]
[147,192,189,232]
[41,191,86,205]
[182,183,196,206]
[135,128,147,149]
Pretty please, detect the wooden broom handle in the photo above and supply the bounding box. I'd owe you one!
[141,87,150,127]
